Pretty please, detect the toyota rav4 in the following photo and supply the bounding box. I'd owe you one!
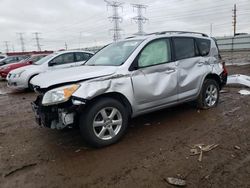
[31,31,227,147]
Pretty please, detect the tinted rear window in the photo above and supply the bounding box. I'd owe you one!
[173,38,195,60]
[196,38,211,56]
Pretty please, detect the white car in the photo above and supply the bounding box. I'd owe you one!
[6,50,93,90]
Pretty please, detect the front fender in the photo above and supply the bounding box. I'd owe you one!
[72,74,135,108]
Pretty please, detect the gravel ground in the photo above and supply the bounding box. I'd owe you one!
[0,63,250,188]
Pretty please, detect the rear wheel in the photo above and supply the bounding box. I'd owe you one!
[197,79,219,109]
[79,97,129,147]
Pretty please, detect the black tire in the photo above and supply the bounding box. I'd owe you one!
[79,97,129,148]
[197,79,220,109]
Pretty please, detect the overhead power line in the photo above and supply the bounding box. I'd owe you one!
[33,32,42,51]
[105,0,124,42]
[132,4,148,35]
[65,42,68,50]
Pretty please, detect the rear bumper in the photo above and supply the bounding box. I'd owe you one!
[220,71,228,88]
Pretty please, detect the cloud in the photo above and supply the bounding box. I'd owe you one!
[0,0,249,52]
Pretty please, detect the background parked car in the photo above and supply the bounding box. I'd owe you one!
[0,54,49,79]
[7,50,94,90]
[0,54,7,59]
[0,55,29,66]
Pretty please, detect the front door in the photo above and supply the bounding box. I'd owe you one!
[131,38,178,111]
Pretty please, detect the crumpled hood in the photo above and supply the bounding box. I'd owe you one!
[31,65,118,88]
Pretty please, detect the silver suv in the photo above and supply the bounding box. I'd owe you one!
[31,31,227,147]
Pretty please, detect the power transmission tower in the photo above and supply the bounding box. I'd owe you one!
[105,0,123,42]
[210,23,213,37]
[33,32,42,51]
[232,4,237,36]
[12,44,15,52]
[4,41,10,53]
[17,33,25,52]
[131,4,148,36]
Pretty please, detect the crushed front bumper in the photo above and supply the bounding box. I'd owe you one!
[31,96,81,129]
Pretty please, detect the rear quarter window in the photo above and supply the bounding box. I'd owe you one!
[196,38,211,56]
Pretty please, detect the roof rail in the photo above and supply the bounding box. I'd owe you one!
[125,36,136,39]
[147,31,208,37]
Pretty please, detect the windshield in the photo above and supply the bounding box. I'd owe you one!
[85,40,143,66]
[33,53,55,65]
[30,55,47,62]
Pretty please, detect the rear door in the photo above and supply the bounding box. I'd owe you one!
[74,52,92,66]
[131,38,178,111]
[173,37,210,100]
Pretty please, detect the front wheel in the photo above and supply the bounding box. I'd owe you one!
[79,97,129,147]
[28,75,37,91]
[197,79,219,109]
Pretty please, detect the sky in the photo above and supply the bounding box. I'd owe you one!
[0,0,249,52]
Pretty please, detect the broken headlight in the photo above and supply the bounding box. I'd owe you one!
[42,84,80,106]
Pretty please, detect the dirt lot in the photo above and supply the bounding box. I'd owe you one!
[0,64,250,188]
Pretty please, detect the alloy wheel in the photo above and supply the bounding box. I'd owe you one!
[205,84,218,107]
[93,107,123,140]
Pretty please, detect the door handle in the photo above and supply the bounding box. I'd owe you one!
[198,62,204,66]
[165,69,175,74]
[198,61,208,66]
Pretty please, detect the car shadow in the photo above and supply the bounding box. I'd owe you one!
[47,102,197,150]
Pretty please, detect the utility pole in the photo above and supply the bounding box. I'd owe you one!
[232,4,237,37]
[105,0,123,42]
[131,4,148,36]
[12,44,15,52]
[79,32,83,49]
[65,42,68,50]
[210,23,213,37]
[17,33,25,52]
[4,41,10,53]
[33,32,42,51]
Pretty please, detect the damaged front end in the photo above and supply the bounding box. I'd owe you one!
[31,96,79,129]
[31,84,86,129]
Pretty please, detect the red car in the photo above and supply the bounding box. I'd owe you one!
[0,54,48,79]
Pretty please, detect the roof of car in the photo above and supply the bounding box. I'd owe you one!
[124,31,211,41]
[55,50,94,55]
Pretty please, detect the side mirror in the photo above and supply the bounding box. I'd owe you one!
[129,59,139,71]
[48,61,56,66]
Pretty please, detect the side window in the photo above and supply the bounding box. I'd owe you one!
[173,38,195,60]
[51,53,74,65]
[196,38,211,56]
[138,39,171,68]
[75,52,91,62]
